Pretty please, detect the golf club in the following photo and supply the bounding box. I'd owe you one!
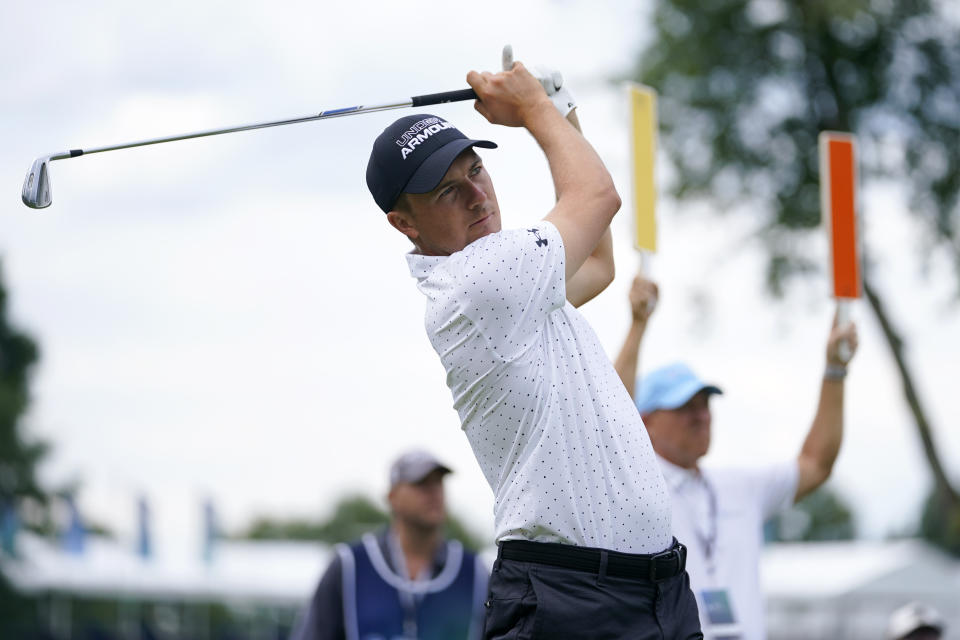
[22,65,563,209]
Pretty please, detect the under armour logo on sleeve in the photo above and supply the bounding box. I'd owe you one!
[527,228,548,247]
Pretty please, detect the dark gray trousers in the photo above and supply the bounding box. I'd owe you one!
[482,543,703,640]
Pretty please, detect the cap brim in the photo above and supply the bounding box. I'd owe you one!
[400,463,453,486]
[403,138,497,195]
[657,382,723,411]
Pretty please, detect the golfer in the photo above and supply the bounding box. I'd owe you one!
[366,61,701,638]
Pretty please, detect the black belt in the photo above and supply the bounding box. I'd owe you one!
[498,539,687,582]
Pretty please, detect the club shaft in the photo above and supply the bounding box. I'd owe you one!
[63,88,478,158]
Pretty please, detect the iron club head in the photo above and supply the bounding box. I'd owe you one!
[22,156,53,209]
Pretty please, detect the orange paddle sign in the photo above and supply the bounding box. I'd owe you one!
[819,132,861,300]
[819,131,860,363]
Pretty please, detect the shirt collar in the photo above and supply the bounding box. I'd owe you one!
[657,454,703,493]
[405,251,445,281]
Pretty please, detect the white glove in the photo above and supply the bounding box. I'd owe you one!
[501,45,576,117]
[534,65,576,117]
[550,81,576,116]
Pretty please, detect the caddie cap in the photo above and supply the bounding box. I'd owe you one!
[366,114,497,213]
[389,449,453,487]
[634,362,723,416]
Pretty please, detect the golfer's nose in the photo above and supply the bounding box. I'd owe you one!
[465,179,486,209]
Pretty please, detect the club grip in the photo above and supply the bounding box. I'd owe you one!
[411,88,478,107]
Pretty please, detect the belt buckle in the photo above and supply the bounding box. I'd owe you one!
[648,544,682,582]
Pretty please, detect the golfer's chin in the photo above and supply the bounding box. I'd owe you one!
[467,212,500,243]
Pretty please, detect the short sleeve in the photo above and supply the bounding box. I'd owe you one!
[456,222,565,360]
[754,462,799,519]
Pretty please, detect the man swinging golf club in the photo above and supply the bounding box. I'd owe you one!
[366,57,701,638]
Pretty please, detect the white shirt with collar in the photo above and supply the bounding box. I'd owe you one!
[406,222,672,554]
[658,455,798,640]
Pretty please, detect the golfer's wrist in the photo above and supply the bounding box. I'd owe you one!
[521,98,564,131]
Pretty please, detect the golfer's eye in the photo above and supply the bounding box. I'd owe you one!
[439,185,455,199]
[469,164,482,176]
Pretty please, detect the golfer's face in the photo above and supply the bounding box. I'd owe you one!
[400,149,501,255]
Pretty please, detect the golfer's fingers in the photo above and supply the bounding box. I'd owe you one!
[473,98,491,122]
[466,70,485,93]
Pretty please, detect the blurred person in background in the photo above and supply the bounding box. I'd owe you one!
[886,602,945,640]
[290,449,487,640]
[615,274,858,640]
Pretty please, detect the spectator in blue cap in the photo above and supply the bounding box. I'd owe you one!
[615,274,858,640]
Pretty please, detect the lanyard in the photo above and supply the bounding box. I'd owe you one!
[683,472,719,576]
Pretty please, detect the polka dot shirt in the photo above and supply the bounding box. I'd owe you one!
[406,222,672,554]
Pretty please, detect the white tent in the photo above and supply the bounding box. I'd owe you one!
[3,532,330,605]
[2,532,331,638]
[762,539,960,640]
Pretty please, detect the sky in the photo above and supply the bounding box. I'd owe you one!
[2,0,958,556]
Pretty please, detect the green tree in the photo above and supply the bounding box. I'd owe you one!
[0,262,45,519]
[0,260,46,632]
[634,0,960,554]
[240,494,485,551]
[919,485,960,555]
[766,486,856,542]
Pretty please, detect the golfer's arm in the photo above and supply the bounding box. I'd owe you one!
[795,377,845,501]
[566,229,614,307]
[527,104,621,282]
[562,111,615,307]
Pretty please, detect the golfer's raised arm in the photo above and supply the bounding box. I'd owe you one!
[562,111,616,307]
[468,63,621,281]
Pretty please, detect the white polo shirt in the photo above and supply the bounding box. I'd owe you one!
[406,222,672,554]
[658,456,798,640]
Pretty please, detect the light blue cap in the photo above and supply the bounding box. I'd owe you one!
[634,362,723,415]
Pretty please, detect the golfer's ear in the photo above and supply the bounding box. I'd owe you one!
[387,210,419,241]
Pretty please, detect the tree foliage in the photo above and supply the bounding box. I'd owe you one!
[0,261,47,634]
[0,262,44,512]
[919,485,960,556]
[636,0,960,294]
[239,494,485,551]
[766,486,856,542]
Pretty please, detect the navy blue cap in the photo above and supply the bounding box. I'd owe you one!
[634,363,723,415]
[366,114,497,213]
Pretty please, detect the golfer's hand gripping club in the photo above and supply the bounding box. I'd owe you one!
[500,45,573,115]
